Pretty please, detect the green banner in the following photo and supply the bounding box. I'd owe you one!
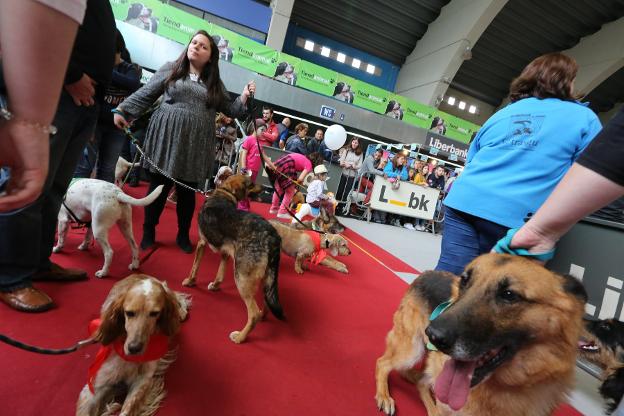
[158,5,212,45]
[297,61,337,96]
[353,81,390,114]
[274,52,301,86]
[333,74,358,104]
[229,33,278,77]
[109,0,481,144]
[403,98,436,129]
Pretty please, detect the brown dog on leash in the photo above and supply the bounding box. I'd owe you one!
[269,219,350,275]
[375,253,587,416]
[182,174,284,344]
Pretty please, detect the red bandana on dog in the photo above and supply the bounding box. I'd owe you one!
[87,319,169,394]
[307,231,328,265]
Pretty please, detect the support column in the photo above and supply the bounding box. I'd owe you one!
[565,16,624,97]
[266,0,294,52]
[395,0,507,106]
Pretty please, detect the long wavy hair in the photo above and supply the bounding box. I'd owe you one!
[166,30,228,108]
[508,53,578,103]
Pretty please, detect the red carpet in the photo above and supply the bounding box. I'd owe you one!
[0,184,582,415]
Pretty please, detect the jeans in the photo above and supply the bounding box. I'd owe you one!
[74,122,127,183]
[435,206,509,275]
[0,92,99,291]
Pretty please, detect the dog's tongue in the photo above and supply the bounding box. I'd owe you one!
[434,359,477,411]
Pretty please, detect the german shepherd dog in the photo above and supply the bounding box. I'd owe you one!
[375,253,587,416]
[182,175,284,344]
[579,318,624,414]
[291,205,346,234]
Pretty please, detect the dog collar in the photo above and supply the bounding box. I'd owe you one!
[426,300,453,351]
[87,319,169,394]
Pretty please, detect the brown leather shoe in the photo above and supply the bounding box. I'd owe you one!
[0,286,54,312]
[31,262,88,282]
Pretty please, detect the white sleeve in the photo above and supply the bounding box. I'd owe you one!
[34,0,87,23]
[306,181,323,203]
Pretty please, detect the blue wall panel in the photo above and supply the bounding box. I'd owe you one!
[282,24,399,91]
[178,0,272,33]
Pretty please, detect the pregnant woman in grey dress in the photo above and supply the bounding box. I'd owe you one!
[113,30,254,253]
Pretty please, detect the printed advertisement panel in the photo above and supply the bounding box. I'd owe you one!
[274,52,302,87]
[297,61,337,96]
[369,178,440,220]
[353,81,391,114]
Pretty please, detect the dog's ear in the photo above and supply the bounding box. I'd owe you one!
[561,274,588,303]
[158,282,182,336]
[95,292,126,345]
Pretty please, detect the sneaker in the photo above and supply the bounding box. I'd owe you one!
[404,223,415,230]
[276,212,292,220]
[415,225,424,231]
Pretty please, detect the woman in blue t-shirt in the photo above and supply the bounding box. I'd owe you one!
[436,52,602,274]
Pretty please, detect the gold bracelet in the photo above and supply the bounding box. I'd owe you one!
[0,107,58,135]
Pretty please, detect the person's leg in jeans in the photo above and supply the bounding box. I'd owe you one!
[141,171,173,249]
[473,216,509,255]
[95,124,127,183]
[174,179,197,253]
[435,207,480,275]
[73,127,100,178]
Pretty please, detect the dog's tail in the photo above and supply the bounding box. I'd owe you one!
[264,241,285,321]
[116,185,164,206]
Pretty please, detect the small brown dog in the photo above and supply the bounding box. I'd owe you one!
[375,253,587,416]
[76,274,190,416]
[182,174,285,344]
[269,219,351,275]
[291,205,346,234]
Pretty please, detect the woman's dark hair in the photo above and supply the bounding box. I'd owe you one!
[166,30,228,109]
[333,82,345,96]
[348,137,363,156]
[274,62,288,77]
[307,152,325,168]
[391,152,406,169]
[385,100,396,114]
[508,52,578,102]
[115,29,132,63]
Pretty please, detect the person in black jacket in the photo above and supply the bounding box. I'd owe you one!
[74,29,141,183]
[0,0,116,313]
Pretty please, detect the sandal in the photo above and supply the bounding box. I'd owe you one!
[493,228,555,262]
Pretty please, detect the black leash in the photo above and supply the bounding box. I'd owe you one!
[62,197,91,229]
[0,334,96,355]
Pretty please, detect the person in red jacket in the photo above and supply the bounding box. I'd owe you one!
[259,106,278,146]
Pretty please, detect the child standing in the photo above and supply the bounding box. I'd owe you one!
[237,122,267,211]
[292,164,330,222]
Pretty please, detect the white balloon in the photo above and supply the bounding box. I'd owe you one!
[324,124,347,150]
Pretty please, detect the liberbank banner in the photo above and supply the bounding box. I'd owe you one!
[110,0,480,143]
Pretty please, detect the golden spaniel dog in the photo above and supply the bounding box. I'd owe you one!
[76,274,190,416]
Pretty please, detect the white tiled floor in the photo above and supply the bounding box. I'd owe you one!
[340,216,607,416]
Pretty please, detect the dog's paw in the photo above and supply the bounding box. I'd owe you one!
[128,261,139,270]
[375,394,395,416]
[295,267,305,275]
[207,281,221,291]
[95,270,108,278]
[52,245,62,253]
[229,331,245,344]
[181,277,195,287]
[338,266,349,274]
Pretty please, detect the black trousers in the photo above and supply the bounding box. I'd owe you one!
[336,174,356,203]
[143,172,198,237]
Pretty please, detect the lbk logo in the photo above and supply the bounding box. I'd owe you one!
[378,185,430,211]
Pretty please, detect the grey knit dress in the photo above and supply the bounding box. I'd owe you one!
[118,61,247,185]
